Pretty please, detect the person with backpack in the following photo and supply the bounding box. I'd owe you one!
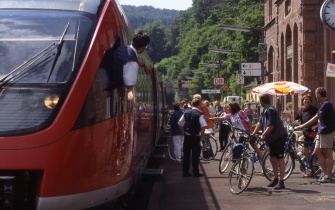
[178,98,207,177]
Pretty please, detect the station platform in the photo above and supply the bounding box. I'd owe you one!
[147,145,335,210]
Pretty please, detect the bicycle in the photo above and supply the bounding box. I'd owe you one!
[228,132,259,194]
[219,121,266,174]
[200,129,218,161]
[262,124,322,181]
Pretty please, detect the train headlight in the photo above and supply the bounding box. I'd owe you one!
[44,94,59,109]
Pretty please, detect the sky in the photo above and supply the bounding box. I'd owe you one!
[118,0,193,10]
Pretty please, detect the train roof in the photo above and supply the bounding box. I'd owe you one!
[0,0,105,14]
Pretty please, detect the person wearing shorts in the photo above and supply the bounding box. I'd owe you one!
[252,94,287,189]
[297,87,335,183]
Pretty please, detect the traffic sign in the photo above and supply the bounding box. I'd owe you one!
[201,89,221,94]
[241,69,261,76]
[213,77,224,85]
[241,62,261,70]
[258,43,267,53]
[223,85,230,92]
[240,62,262,77]
[236,74,244,84]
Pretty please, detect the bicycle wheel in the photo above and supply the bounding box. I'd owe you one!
[209,135,218,158]
[200,136,217,161]
[219,143,233,174]
[262,150,295,181]
[229,156,254,194]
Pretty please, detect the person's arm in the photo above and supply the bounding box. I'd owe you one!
[251,122,262,135]
[296,114,319,130]
[138,60,153,76]
[207,116,225,121]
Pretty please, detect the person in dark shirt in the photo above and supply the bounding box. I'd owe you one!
[297,87,335,183]
[296,95,318,165]
[251,94,287,189]
[110,31,152,90]
[169,102,185,162]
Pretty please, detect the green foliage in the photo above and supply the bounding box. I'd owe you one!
[122,5,179,29]
[122,0,264,101]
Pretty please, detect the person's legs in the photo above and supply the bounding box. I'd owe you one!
[173,135,184,162]
[251,142,263,160]
[191,136,202,176]
[319,131,335,179]
[314,136,327,177]
[182,136,192,176]
[324,148,334,178]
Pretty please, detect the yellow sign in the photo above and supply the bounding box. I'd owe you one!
[224,85,230,91]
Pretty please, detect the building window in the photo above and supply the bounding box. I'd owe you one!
[285,0,291,16]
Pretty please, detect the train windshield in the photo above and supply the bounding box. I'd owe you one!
[0,10,94,85]
[0,10,95,136]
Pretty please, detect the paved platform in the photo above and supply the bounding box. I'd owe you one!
[148,151,335,210]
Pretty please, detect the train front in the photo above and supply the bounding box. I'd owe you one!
[0,1,113,209]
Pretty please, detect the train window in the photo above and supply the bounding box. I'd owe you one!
[0,10,95,85]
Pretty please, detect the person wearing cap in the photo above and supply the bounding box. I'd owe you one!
[244,101,253,123]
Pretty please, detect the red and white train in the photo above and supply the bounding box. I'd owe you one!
[0,0,167,209]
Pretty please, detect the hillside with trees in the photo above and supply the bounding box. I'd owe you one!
[124,0,264,101]
[122,5,179,29]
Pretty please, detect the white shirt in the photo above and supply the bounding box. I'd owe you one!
[178,108,207,128]
[123,45,139,87]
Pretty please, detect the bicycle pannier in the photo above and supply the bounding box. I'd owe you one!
[232,143,244,162]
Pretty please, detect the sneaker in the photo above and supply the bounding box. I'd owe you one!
[182,173,192,177]
[267,178,278,187]
[303,171,312,178]
[274,181,285,190]
[319,176,332,183]
[193,173,204,177]
[317,175,325,182]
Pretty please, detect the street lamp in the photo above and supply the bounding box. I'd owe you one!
[218,24,266,84]
[209,47,243,104]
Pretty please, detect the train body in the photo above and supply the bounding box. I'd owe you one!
[0,0,167,209]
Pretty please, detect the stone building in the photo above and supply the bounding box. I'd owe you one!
[263,0,335,118]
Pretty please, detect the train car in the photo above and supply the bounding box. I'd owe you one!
[0,0,166,209]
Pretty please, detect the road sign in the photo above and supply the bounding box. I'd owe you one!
[223,85,230,92]
[236,74,244,84]
[241,69,262,76]
[259,52,267,62]
[213,77,224,85]
[240,62,262,77]
[241,62,261,70]
[258,43,267,53]
[201,89,221,94]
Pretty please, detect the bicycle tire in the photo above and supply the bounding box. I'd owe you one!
[209,135,219,158]
[228,156,254,194]
[262,150,295,181]
[200,135,218,161]
[219,143,233,174]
